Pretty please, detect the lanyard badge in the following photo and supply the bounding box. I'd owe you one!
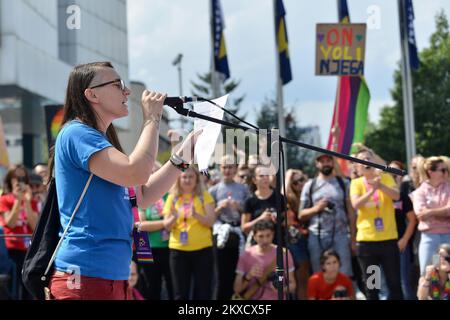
[129,187,154,263]
[179,197,193,245]
[363,179,384,232]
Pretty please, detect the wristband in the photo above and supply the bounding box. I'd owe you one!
[170,154,190,172]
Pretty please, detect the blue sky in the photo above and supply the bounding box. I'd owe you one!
[127,0,450,146]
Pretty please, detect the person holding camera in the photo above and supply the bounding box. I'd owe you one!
[299,154,355,277]
[307,249,354,300]
[417,243,450,300]
[0,165,38,300]
[350,149,403,300]
[284,169,310,300]
[242,165,287,247]
[233,220,295,300]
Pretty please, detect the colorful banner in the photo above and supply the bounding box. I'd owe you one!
[44,105,64,149]
[316,23,367,76]
[326,0,371,159]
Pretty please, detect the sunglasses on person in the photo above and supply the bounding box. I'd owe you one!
[239,174,250,179]
[89,78,126,91]
[292,178,306,186]
[431,167,448,174]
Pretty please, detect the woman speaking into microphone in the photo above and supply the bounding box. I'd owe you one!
[47,62,200,300]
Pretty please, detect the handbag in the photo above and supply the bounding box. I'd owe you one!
[22,174,93,300]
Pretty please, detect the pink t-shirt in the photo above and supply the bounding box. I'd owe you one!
[235,245,294,300]
[411,181,450,233]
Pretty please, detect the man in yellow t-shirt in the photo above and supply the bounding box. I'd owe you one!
[350,150,403,300]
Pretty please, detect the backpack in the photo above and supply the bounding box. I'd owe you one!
[22,175,92,300]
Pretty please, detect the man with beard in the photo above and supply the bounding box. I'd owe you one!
[299,154,355,277]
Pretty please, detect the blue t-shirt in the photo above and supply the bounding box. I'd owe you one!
[54,121,133,280]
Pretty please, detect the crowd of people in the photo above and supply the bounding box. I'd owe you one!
[1,150,449,301]
[0,62,449,301]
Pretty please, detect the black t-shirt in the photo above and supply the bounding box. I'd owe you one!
[244,190,287,246]
[244,190,287,221]
[394,181,414,239]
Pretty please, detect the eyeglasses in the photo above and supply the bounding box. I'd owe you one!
[239,175,250,179]
[221,165,236,170]
[89,79,126,91]
[292,178,306,186]
[431,167,448,174]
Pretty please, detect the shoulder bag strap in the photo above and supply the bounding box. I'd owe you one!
[43,173,94,278]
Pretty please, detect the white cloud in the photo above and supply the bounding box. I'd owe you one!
[126,0,450,141]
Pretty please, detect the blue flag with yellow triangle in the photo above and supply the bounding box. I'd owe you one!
[212,0,230,81]
[275,0,292,85]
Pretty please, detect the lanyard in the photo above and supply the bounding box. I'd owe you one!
[128,187,154,263]
[128,187,140,222]
[363,178,381,216]
[181,196,194,231]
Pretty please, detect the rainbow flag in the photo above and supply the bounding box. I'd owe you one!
[327,0,370,155]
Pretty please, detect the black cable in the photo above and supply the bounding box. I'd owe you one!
[201,98,259,130]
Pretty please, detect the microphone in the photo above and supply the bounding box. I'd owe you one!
[163,96,206,116]
[163,96,205,108]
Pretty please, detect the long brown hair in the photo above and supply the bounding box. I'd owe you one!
[47,62,123,181]
[2,164,30,195]
[284,169,306,213]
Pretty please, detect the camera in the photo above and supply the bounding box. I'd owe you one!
[323,201,335,214]
[267,207,277,218]
[17,176,26,191]
[267,271,279,289]
[333,288,348,298]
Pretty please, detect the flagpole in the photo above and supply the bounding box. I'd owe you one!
[398,0,417,166]
[210,0,221,98]
[274,0,287,172]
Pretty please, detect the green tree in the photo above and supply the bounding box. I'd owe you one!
[366,11,450,161]
[255,97,315,173]
[191,72,248,164]
[190,72,246,126]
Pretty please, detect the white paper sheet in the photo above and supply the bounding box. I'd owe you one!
[194,94,228,172]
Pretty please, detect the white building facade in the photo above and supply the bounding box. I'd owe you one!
[0,0,166,169]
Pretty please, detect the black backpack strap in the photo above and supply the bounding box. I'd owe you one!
[335,176,348,215]
[307,178,317,209]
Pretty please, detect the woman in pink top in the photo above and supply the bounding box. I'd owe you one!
[411,156,450,275]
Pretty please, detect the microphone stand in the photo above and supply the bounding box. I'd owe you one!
[169,102,406,300]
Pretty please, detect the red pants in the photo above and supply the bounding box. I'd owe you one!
[48,271,131,300]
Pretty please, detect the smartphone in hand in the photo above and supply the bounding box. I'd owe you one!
[432,254,440,269]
